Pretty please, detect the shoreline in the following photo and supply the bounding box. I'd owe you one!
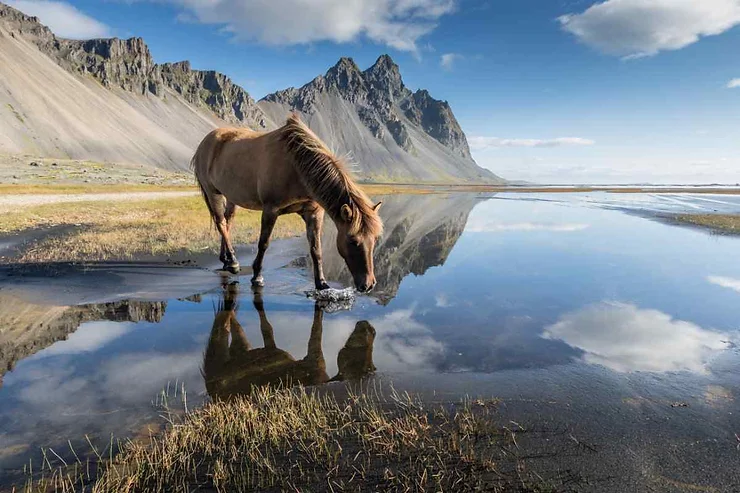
[2,180,740,197]
[0,187,738,264]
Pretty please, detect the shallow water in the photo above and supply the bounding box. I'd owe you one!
[1,192,739,490]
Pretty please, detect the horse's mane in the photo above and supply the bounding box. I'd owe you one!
[279,114,383,237]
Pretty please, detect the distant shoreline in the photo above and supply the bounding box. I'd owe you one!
[362,182,740,195]
[2,182,740,197]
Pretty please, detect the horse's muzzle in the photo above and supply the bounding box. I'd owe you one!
[356,281,376,293]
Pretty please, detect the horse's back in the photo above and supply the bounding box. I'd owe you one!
[205,125,306,208]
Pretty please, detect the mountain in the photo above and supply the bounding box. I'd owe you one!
[0,2,501,182]
[0,3,270,170]
[259,56,503,183]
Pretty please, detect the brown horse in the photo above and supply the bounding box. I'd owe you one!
[191,114,383,292]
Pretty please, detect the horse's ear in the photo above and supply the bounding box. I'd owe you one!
[372,201,382,213]
[341,204,354,222]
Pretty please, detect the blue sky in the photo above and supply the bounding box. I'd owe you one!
[9,0,740,184]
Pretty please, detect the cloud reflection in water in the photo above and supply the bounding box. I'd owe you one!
[542,302,730,373]
[708,276,740,293]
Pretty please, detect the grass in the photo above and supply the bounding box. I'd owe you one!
[0,184,196,195]
[0,196,304,263]
[21,385,573,492]
[670,213,740,235]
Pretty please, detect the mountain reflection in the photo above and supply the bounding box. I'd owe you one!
[319,193,483,303]
[542,302,730,373]
[0,293,166,386]
[203,282,376,400]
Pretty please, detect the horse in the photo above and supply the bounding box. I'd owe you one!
[191,114,383,292]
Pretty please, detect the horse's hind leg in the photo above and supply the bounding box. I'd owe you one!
[219,201,238,264]
[251,209,277,287]
[207,192,240,274]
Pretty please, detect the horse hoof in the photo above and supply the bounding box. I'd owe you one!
[251,276,264,287]
[225,262,240,274]
[316,281,330,290]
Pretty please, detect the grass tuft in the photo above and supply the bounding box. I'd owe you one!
[21,385,573,492]
[670,213,740,235]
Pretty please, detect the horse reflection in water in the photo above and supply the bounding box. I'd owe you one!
[203,282,376,400]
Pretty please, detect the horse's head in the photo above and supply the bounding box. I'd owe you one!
[335,202,382,293]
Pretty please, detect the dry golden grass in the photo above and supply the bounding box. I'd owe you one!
[362,183,439,195]
[671,214,740,235]
[0,184,197,195]
[1,196,304,262]
[23,385,570,492]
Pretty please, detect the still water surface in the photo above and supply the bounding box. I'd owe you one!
[1,192,739,489]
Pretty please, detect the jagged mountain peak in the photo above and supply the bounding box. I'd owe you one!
[329,56,361,73]
[365,54,399,75]
[364,54,406,101]
[324,57,365,97]
[258,55,502,183]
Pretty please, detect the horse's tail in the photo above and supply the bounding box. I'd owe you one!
[191,130,220,226]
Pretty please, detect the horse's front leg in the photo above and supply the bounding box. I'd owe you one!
[251,209,278,287]
[301,206,330,290]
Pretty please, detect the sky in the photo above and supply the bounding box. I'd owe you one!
[7,0,740,184]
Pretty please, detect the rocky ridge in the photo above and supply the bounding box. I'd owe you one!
[0,3,268,129]
[262,55,474,160]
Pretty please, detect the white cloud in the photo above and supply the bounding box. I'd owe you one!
[34,321,131,358]
[165,0,457,53]
[6,0,112,39]
[543,302,730,373]
[371,308,445,371]
[469,136,595,150]
[440,52,462,70]
[727,78,740,89]
[559,0,740,59]
[435,293,451,307]
[708,276,740,293]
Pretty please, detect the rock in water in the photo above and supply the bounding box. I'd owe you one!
[305,287,356,313]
